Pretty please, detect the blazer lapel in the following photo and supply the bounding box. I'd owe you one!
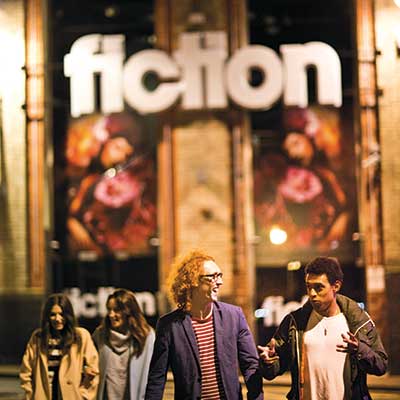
[213,302,225,364]
[181,312,201,372]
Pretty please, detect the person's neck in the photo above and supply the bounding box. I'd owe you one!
[50,329,63,339]
[190,300,213,320]
[111,326,129,335]
[321,301,341,317]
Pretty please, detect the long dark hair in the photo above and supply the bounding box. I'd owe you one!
[103,289,151,357]
[39,293,80,353]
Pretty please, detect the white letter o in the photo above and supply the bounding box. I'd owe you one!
[226,45,283,110]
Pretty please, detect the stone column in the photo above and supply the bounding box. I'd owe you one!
[0,0,29,291]
[26,0,47,289]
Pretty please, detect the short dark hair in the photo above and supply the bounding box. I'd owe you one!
[305,256,343,284]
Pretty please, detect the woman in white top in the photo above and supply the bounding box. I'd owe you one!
[93,289,155,400]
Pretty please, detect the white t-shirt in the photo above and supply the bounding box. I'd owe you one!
[303,310,351,400]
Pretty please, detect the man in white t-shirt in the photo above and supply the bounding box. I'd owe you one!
[258,256,388,400]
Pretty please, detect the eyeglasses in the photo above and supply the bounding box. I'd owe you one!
[200,272,223,282]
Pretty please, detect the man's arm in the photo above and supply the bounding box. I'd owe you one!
[236,308,264,400]
[338,320,388,376]
[144,318,170,400]
[258,314,292,380]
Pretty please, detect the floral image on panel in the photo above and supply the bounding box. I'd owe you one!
[65,112,157,257]
[254,106,355,259]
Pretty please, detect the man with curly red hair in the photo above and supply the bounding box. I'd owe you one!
[145,249,263,400]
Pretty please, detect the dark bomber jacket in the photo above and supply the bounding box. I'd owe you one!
[261,294,388,400]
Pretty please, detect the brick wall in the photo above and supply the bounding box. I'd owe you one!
[174,119,234,295]
[375,0,400,373]
[0,294,41,364]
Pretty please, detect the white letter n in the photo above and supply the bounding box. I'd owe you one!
[281,41,342,108]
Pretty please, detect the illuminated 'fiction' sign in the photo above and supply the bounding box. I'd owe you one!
[64,31,342,117]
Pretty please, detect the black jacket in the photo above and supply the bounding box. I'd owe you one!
[261,294,388,399]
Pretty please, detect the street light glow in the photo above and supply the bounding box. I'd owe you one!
[269,226,287,245]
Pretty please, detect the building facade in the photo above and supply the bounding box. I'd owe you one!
[0,0,398,372]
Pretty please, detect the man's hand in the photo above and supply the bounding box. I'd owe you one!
[257,338,279,364]
[336,331,359,354]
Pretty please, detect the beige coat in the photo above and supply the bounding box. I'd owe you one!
[20,327,99,400]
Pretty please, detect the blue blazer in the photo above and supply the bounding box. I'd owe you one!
[145,301,263,400]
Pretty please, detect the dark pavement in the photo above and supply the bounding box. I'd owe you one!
[2,365,399,399]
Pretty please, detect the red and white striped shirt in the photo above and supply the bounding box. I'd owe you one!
[192,314,225,399]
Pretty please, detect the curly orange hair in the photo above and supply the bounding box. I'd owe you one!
[168,250,215,311]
